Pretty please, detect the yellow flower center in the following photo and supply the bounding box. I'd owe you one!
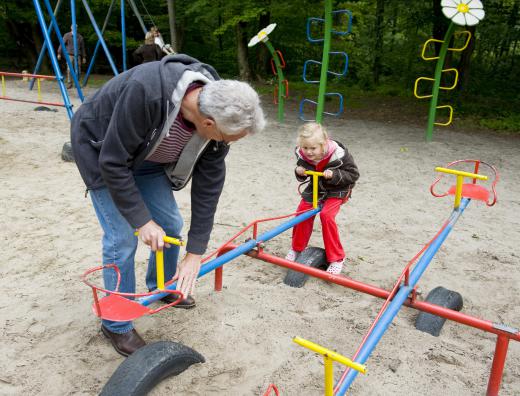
[457,3,470,13]
[258,31,267,39]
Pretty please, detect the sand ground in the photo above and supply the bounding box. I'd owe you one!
[0,80,519,395]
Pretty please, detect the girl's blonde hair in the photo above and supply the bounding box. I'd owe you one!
[145,31,155,45]
[297,122,328,147]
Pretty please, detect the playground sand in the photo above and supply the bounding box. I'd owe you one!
[0,82,519,395]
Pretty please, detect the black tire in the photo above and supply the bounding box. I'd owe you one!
[415,286,463,337]
[283,247,327,288]
[100,341,205,396]
[61,141,75,163]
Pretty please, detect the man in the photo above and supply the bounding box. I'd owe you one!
[71,54,265,356]
[57,25,87,89]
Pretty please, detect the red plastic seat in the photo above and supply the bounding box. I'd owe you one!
[92,294,153,322]
[447,183,489,202]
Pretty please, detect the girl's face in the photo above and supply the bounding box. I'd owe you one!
[300,136,326,161]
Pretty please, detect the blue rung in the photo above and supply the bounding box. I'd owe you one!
[328,52,349,77]
[331,10,353,36]
[299,98,318,121]
[306,17,325,43]
[299,93,344,121]
[303,60,322,83]
[323,92,344,116]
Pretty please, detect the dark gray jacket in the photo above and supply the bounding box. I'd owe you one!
[71,54,227,254]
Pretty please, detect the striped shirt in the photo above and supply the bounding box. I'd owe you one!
[148,82,202,163]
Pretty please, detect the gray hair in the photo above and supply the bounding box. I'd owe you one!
[198,80,266,135]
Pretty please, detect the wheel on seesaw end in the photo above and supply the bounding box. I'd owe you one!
[415,286,463,337]
[61,141,75,163]
[283,246,328,288]
[100,341,205,396]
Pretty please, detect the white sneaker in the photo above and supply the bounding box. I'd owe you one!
[326,260,344,275]
[285,249,298,261]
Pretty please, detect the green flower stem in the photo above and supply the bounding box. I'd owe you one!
[264,40,286,122]
[426,22,456,141]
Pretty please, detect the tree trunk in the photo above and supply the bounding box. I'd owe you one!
[255,10,271,82]
[432,0,448,54]
[236,21,252,81]
[166,0,178,52]
[373,0,384,84]
[457,25,476,93]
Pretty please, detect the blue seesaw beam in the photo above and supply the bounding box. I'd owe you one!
[139,208,321,306]
[335,197,471,395]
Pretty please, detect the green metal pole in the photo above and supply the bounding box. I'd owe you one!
[426,22,456,141]
[316,0,333,124]
[264,40,285,122]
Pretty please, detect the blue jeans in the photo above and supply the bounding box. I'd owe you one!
[90,161,183,334]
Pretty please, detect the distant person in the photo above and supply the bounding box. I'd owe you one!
[285,122,359,275]
[57,25,86,89]
[150,26,175,55]
[71,54,266,357]
[133,31,163,65]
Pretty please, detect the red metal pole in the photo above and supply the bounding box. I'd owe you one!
[215,267,223,292]
[486,335,510,396]
[218,245,520,343]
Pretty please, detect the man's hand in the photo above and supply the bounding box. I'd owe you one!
[323,169,333,179]
[296,166,307,177]
[175,253,202,297]
[82,57,87,64]
[57,54,61,60]
[137,220,168,251]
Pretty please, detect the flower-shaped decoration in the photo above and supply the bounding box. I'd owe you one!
[441,0,485,26]
[248,23,277,47]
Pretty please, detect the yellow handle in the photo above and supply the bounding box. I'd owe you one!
[304,171,325,209]
[435,167,488,209]
[134,232,185,289]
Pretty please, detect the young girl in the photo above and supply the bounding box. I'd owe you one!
[286,122,359,274]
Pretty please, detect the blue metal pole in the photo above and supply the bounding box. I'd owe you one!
[30,0,63,91]
[83,0,116,86]
[71,0,79,79]
[139,208,321,306]
[33,0,74,119]
[42,0,84,101]
[81,0,119,76]
[335,198,471,395]
[121,0,127,71]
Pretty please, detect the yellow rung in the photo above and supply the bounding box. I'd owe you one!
[37,78,42,102]
[439,68,459,90]
[1,75,5,97]
[421,38,443,61]
[414,77,434,99]
[434,105,454,126]
[434,167,488,180]
[304,171,324,209]
[449,30,472,52]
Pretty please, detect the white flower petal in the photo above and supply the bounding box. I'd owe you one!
[469,8,485,20]
[452,0,463,4]
[441,0,457,6]
[442,7,459,19]
[248,36,260,47]
[468,0,484,9]
[464,12,480,25]
[452,12,467,25]
[264,23,277,35]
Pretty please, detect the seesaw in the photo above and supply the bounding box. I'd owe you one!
[82,160,518,396]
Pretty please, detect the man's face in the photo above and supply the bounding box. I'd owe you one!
[197,118,248,143]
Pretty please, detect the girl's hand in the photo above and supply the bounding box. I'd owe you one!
[296,166,307,176]
[323,169,333,179]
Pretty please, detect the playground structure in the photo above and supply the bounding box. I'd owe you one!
[248,24,289,123]
[299,0,351,123]
[83,158,519,395]
[0,71,66,109]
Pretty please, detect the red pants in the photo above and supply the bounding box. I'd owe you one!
[292,198,346,263]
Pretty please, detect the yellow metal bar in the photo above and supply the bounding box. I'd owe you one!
[156,249,165,289]
[305,171,324,209]
[434,105,454,126]
[413,77,434,99]
[37,78,42,102]
[133,232,185,246]
[435,167,488,180]
[293,337,367,374]
[439,68,459,90]
[1,75,5,97]
[421,38,443,61]
[449,30,472,52]
[454,175,463,209]
[324,356,334,396]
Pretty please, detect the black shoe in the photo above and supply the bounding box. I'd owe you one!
[101,325,146,357]
[160,293,196,309]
